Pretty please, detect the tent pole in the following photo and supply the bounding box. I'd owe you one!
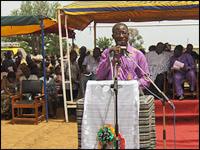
[65,15,74,103]
[40,16,48,122]
[58,9,69,122]
[94,22,96,48]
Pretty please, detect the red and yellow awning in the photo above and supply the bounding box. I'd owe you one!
[59,1,199,30]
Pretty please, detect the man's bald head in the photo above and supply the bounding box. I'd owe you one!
[112,23,128,33]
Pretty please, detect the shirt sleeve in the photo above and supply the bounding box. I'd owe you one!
[96,49,111,80]
[185,54,196,70]
[135,51,150,88]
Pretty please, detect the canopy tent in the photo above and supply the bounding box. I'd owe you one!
[33,23,76,38]
[1,16,75,38]
[60,1,199,30]
[1,15,75,122]
[1,15,49,122]
[57,1,199,122]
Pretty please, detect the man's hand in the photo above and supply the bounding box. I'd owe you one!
[82,65,90,75]
[110,45,121,55]
[180,65,187,71]
[171,67,180,71]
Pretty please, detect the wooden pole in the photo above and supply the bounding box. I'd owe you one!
[58,9,68,122]
[65,15,74,102]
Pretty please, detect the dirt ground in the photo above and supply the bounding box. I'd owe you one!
[1,108,78,149]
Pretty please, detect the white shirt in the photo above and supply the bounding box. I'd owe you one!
[82,55,99,74]
[31,54,43,61]
[145,51,173,81]
[19,75,38,81]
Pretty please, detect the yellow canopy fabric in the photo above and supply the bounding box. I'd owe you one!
[1,16,57,37]
[1,47,19,55]
[60,1,199,30]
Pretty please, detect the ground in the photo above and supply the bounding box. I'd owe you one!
[1,108,78,149]
[1,120,78,149]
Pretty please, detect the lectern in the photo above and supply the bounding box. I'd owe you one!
[80,80,140,149]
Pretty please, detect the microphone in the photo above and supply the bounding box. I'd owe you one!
[109,49,115,60]
[109,46,128,57]
[109,46,129,66]
[120,46,129,57]
[120,46,127,51]
[109,48,120,66]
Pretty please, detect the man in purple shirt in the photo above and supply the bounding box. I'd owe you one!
[96,23,150,89]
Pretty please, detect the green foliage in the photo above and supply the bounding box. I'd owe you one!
[11,1,61,18]
[3,1,63,55]
[19,41,32,54]
[45,34,69,55]
[128,28,145,50]
[96,37,113,50]
[96,28,144,51]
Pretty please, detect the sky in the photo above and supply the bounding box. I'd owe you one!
[1,1,199,51]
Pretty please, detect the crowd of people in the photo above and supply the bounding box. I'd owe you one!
[1,44,102,119]
[1,23,199,120]
[145,42,198,99]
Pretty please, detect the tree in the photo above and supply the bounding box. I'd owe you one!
[96,37,113,50]
[128,28,145,50]
[2,1,63,55]
[11,1,59,18]
[96,28,144,51]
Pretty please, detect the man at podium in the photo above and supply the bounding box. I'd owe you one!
[96,23,150,90]
[79,23,155,149]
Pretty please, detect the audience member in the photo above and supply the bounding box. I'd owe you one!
[65,50,80,100]
[54,65,62,94]
[40,69,58,118]
[169,45,196,100]
[81,47,101,95]
[2,51,17,72]
[19,65,38,81]
[185,43,199,61]
[1,71,18,119]
[77,46,87,73]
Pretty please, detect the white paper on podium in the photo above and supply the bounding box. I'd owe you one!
[81,80,140,149]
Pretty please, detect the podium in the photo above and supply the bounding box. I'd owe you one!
[76,80,156,149]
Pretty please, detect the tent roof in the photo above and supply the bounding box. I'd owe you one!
[59,1,199,30]
[1,16,51,26]
[1,16,75,38]
[32,22,76,38]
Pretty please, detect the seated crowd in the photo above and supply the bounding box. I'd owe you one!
[145,43,198,100]
[1,43,199,120]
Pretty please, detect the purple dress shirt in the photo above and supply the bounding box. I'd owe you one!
[96,44,150,88]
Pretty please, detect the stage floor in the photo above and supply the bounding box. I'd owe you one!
[155,99,199,149]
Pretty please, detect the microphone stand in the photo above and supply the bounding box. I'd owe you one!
[110,58,120,149]
[130,57,176,149]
